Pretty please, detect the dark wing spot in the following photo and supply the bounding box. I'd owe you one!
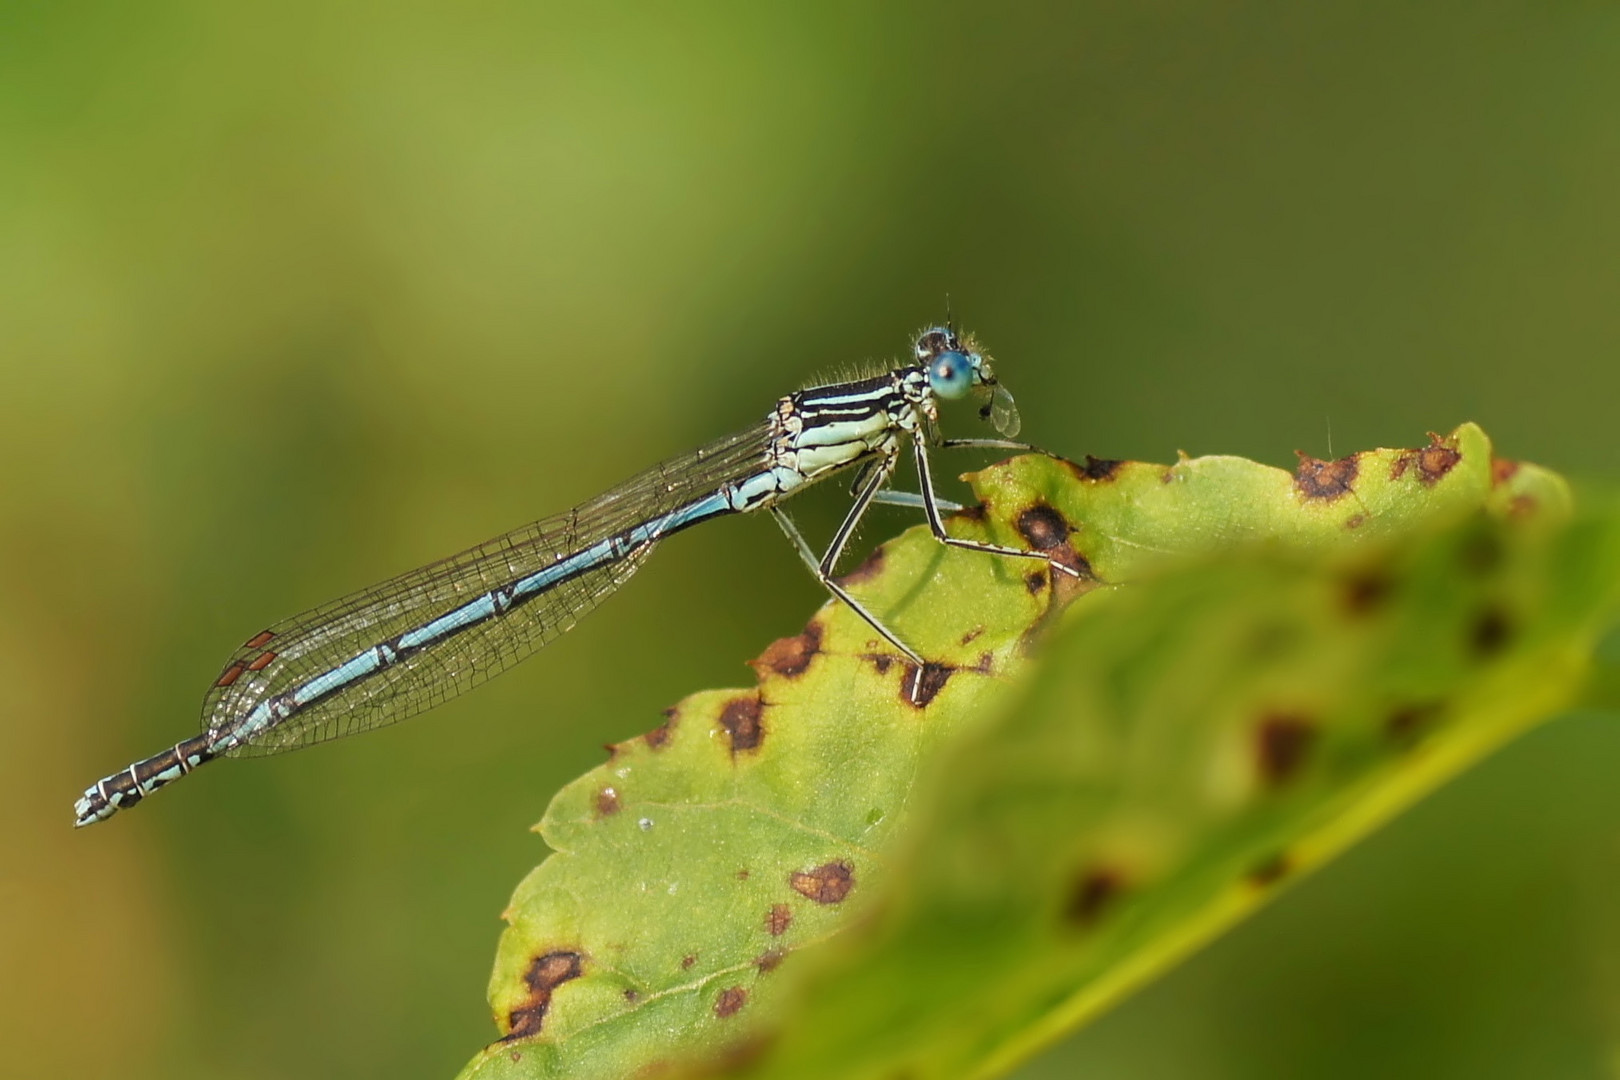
[215,663,246,688]
[714,986,748,1018]
[751,621,823,679]
[790,860,855,904]
[718,693,764,754]
[901,661,953,708]
[1064,867,1125,927]
[755,948,787,973]
[1294,451,1359,501]
[1256,714,1316,785]
[502,950,584,1040]
[766,903,793,936]
[1470,606,1513,657]
[244,629,276,649]
[1016,504,1071,551]
[246,650,278,671]
[594,787,621,816]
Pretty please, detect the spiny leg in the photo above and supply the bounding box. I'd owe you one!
[914,438,1082,578]
[770,450,929,682]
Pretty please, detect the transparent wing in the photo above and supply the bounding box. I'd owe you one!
[201,420,774,757]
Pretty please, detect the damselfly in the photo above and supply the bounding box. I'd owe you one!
[74,326,1075,827]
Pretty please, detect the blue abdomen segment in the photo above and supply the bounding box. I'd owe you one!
[214,491,739,753]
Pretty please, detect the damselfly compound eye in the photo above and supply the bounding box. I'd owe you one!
[928,351,975,399]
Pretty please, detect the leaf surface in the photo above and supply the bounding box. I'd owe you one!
[457,424,1614,1080]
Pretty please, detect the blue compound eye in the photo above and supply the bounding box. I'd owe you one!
[928,350,975,399]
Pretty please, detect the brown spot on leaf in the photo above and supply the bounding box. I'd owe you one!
[1508,494,1538,518]
[623,988,640,1003]
[869,654,895,676]
[837,546,886,586]
[766,903,793,936]
[790,860,855,904]
[1344,513,1366,530]
[737,868,751,881]
[1025,568,1047,594]
[751,621,822,679]
[502,950,584,1040]
[1471,605,1513,657]
[1418,433,1462,483]
[755,948,787,973]
[643,709,675,750]
[1067,454,1124,482]
[718,693,764,754]
[1392,432,1462,486]
[954,503,987,523]
[901,661,953,708]
[960,626,984,645]
[714,986,748,1018]
[1341,570,1394,616]
[1492,456,1522,485]
[1387,701,1444,744]
[973,651,994,674]
[1016,504,1071,551]
[1294,451,1359,501]
[1256,714,1316,785]
[595,787,621,816]
[681,953,697,970]
[1064,867,1124,926]
[1248,852,1292,886]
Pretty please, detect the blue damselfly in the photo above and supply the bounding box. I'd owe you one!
[73,327,1074,826]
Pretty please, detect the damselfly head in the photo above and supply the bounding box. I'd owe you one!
[913,326,1021,438]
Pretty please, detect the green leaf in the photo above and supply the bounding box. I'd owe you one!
[456,424,1617,1080]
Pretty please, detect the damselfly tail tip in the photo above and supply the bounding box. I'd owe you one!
[73,786,114,828]
[72,735,218,829]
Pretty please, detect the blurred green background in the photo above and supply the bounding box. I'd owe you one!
[4,3,1619,1078]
